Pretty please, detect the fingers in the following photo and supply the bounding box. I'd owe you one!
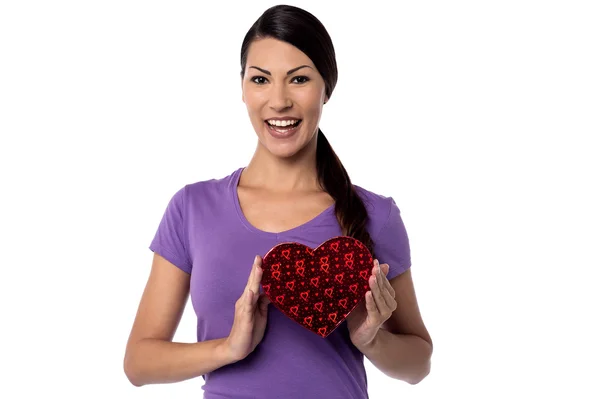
[374,260,395,299]
[378,259,388,277]
[368,259,397,319]
[241,256,263,312]
[381,263,395,298]
[365,291,378,314]
[373,260,386,306]
[378,262,396,310]
[245,287,255,308]
[379,282,397,311]
[369,270,384,314]
[258,293,271,312]
[252,255,263,296]
[245,255,263,293]
[376,262,395,306]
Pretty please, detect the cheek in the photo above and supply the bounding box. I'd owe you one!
[243,95,263,118]
[298,90,324,112]
[248,97,270,116]
[303,102,323,121]
[243,87,322,118]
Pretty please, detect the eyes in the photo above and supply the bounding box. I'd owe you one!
[250,75,310,85]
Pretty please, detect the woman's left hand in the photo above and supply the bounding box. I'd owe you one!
[346,259,397,349]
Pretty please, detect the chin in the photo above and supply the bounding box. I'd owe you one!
[255,121,316,158]
[266,144,304,159]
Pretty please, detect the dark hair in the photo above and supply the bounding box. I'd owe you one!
[240,5,374,256]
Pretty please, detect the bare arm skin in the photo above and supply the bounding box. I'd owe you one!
[123,253,236,386]
[355,268,433,384]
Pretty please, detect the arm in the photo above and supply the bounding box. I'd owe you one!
[123,253,236,386]
[355,268,433,384]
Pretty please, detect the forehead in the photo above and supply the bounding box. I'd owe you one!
[246,38,315,70]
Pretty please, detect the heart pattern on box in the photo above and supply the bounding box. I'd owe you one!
[260,236,373,338]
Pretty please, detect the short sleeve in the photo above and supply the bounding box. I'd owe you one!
[372,197,412,280]
[149,185,192,274]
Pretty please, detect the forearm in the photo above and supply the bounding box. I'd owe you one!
[356,329,432,384]
[124,337,235,386]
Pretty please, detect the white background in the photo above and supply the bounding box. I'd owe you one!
[1,0,599,398]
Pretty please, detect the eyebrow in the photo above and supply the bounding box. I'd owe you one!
[249,65,313,76]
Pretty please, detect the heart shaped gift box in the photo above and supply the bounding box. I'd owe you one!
[260,236,373,338]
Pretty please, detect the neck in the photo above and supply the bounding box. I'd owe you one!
[242,133,321,193]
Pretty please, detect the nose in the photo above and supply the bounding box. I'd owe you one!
[269,83,292,110]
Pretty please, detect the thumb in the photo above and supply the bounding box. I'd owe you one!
[258,294,271,311]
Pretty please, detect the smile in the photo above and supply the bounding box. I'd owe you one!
[265,119,303,138]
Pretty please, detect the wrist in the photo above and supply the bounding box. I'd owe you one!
[354,329,381,354]
[216,337,239,365]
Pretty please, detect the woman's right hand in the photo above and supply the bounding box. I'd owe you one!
[223,255,271,361]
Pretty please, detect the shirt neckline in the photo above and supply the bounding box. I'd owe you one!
[231,167,335,238]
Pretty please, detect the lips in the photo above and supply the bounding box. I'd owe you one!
[265,119,303,138]
[265,117,302,122]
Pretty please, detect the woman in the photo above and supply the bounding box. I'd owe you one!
[124,4,432,398]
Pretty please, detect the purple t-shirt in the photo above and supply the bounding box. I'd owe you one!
[149,167,412,399]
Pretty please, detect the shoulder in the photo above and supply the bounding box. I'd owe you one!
[353,184,412,278]
[353,183,399,237]
[176,167,242,206]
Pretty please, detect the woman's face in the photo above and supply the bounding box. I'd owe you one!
[242,37,328,159]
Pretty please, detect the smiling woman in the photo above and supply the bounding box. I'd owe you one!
[124,4,432,398]
[241,38,332,162]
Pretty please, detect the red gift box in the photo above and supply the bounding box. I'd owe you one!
[261,236,373,338]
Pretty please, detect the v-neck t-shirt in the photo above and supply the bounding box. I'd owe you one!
[149,166,412,399]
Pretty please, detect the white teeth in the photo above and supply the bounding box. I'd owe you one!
[267,119,299,127]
